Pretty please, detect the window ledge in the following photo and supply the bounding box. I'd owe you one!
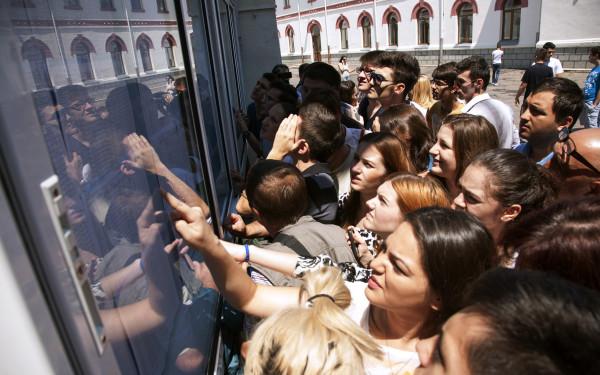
[500,39,519,46]
[131,8,145,12]
[454,43,473,48]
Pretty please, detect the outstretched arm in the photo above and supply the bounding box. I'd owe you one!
[220,241,299,276]
[164,192,300,318]
[122,133,210,216]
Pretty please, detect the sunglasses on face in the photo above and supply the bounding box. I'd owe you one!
[557,128,600,175]
[430,79,450,87]
[370,72,392,86]
[356,66,373,77]
[70,97,95,111]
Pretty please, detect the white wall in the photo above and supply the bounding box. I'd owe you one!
[538,0,600,47]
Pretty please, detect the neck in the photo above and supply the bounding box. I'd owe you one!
[446,178,460,200]
[369,305,424,350]
[441,95,457,111]
[528,140,554,162]
[295,157,315,173]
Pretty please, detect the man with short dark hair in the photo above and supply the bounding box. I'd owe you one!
[542,41,564,77]
[548,128,600,198]
[367,51,421,113]
[455,56,518,148]
[357,50,384,129]
[415,268,600,374]
[518,77,583,164]
[580,46,600,128]
[514,48,553,111]
[239,160,354,286]
[427,62,464,136]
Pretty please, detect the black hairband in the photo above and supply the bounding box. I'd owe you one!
[306,293,335,305]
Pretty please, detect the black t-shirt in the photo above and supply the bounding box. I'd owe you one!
[302,162,338,224]
[522,63,554,99]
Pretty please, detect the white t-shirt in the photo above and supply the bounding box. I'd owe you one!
[492,49,504,64]
[546,57,564,76]
[345,282,421,375]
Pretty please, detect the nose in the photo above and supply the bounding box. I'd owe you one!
[416,335,439,368]
[453,192,466,210]
[429,143,439,157]
[366,196,377,210]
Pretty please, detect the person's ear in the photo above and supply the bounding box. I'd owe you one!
[392,82,406,97]
[557,115,574,131]
[296,139,309,156]
[429,292,441,311]
[501,204,522,222]
[475,77,484,89]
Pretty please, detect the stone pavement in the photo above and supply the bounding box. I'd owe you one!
[288,64,588,128]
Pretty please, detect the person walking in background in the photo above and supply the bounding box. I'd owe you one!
[514,48,553,113]
[581,46,600,128]
[338,56,351,81]
[491,43,504,86]
[542,42,564,77]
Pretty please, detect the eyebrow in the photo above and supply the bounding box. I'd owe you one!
[528,103,546,115]
[389,253,412,275]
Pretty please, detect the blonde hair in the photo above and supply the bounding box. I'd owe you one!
[411,74,436,109]
[244,267,382,375]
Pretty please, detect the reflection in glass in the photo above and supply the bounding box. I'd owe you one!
[12,0,221,373]
[72,36,95,82]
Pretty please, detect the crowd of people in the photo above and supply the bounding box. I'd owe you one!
[164,45,600,373]
[32,41,600,374]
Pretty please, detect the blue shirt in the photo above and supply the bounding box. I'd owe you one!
[514,143,554,165]
[583,65,600,102]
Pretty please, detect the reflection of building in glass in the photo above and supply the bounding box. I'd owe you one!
[276,0,599,70]
[10,1,188,91]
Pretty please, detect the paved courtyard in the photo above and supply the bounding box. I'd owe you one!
[288,64,588,128]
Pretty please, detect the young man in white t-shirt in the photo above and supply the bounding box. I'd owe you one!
[542,41,564,77]
[491,43,504,86]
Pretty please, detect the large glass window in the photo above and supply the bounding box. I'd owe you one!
[502,0,521,41]
[387,14,398,46]
[361,16,372,48]
[418,8,430,45]
[458,3,473,44]
[9,1,226,373]
[340,19,349,49]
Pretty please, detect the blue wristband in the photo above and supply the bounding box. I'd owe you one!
[244,243,250,263]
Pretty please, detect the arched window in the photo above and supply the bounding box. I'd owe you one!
[361,17,371,48]
[161,33,177,68]
[340,19,349,50]
[106,35,127,76]
[387,14,398,46]
[458,3,473,43]
[22,38,52,89]
[418,8,430,45]
[71,36,95,82]
[136,34,153,72]
[502,0,521,40]
[286,27,295,53]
